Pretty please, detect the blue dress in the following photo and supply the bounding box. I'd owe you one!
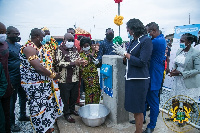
[124,35,153,113]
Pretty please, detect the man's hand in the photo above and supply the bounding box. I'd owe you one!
[75,58,88,67]
[53,73,60,80]
[75,59,81,66]
[80,59,88,67]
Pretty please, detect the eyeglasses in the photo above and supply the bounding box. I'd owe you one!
[67,39,74,42]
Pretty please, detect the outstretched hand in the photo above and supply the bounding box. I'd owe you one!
[112,42,127,57]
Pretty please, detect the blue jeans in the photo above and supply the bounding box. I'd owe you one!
[10,84,27,125]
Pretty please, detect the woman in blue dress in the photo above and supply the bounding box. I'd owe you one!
[113,18,153,133]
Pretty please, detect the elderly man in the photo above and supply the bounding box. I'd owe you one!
[67,28,81,52]
[0,22,13,133]
[6,26,29,132]
[55,33,87,123]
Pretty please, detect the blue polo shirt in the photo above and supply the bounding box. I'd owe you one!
[149,34,166,90]
[7,41,21,86]
[97,38,116,63]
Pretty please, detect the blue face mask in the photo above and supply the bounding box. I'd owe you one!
[147,33,152,39]
[45,35,51,42]
[41,35,51,45]
[128,33,134,40]
[180,43,186,49]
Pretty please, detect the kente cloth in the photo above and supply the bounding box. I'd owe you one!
[80,50,101,104]
[20,42,63,133]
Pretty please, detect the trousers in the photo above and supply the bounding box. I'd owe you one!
[59,82,79,118]
[10,84,27,125]
[1,97,11,133]
[143,89,159,129]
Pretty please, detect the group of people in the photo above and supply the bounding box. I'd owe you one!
[112,18,200,133]
[0,17,199,133]
[0,22,30,133]
[0,21,113,133]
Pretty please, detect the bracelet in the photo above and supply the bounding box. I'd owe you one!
[49,72,56,79]
[28,55,39,62]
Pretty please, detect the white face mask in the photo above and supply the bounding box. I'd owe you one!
[65,41,74,48]
[0,34,7,43]
[82,46,90,51]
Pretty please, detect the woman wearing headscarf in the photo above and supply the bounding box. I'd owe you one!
[79,37,101,104]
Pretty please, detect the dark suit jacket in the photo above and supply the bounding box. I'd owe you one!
[124,35,153,80]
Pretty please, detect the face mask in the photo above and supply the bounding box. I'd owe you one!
[0,34,7,43]
[7,36,21,42]
[128,33,134,40]
[41,35,51,45]
[147,33,152,39]
[180,43,186,49]
[191,42,195,47]
[106,34,114,40]
[65,41,74,48]
[82,46,90,51]
[45,35,51,42]
[41,37,46,45]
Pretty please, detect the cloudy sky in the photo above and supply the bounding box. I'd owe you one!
[0,0,200,43]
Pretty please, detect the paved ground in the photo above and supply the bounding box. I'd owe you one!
[56,105,200,133]
[13,98,200,133]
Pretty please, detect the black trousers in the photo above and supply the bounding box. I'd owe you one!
[10,85,27,125]
[1,97,11,133]
[59,82,79,118]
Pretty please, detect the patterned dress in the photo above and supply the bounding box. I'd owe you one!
[80,50,101,104]
[20,42,63,133]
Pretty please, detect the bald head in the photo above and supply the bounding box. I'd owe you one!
[6,26,19,34]
[0,22,6,34]
[64,33,74,41]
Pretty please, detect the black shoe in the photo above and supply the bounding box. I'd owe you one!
[165,118,174,121]
[71,110,79,116]
[146,106,150,111]
[65,115,75,123]
[143,128,154,133]
[177,123,185,127]
[18,115,30,121]
[11,124,20,132]
[129,120,146,124]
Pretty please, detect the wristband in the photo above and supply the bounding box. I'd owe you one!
[50,72,56,79]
